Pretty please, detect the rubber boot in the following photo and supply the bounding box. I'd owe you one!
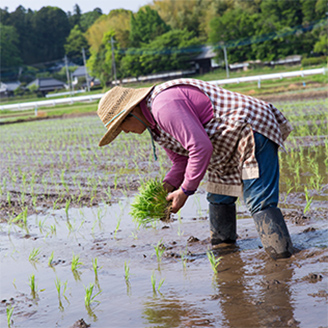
[253,207,293,260]
[209,203,237,247]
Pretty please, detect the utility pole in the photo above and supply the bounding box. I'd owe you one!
[64,55,71,94]
[71,72,74,93]
[82,48,90,92]
[223,45,229,78]
[111,36,117,85]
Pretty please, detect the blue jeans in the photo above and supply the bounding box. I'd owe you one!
[207,132,279,215]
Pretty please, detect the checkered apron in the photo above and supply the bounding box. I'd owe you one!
[146,79,293,196]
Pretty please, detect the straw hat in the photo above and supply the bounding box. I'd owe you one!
[97,85,155,147]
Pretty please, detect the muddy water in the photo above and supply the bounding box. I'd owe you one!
[1,192,327,328]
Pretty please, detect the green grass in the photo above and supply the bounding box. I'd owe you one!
[0,102,97,123]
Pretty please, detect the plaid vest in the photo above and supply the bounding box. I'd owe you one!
[146,79,292,196]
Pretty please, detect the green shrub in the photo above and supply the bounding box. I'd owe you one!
[301,56,326,67]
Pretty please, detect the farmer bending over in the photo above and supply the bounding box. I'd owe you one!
[97,79,294,260]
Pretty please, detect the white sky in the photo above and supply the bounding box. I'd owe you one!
[1,0,153,14]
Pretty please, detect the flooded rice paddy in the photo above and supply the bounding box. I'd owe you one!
[0,98,327,327]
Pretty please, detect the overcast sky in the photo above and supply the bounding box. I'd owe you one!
[2,0,153,14]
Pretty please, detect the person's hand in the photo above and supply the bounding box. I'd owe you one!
[166,188,188,213]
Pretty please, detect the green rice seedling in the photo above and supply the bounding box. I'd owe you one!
[153,239,165,264]
[294,161,301,185]
[97,207,104,223]
[6,191,11,206]
[177,212,184,237]
[105,186,112,201]
[48,251,54,267]
[89,195,96,207]
[92,258,102,281]
[113,217,121,239]
[157,278,165,292]
[71,253,83,271]
[6,305,14,328]
[180,247,188,270]
[50,224,57,235]
[11,207,29,233]
[130,179,171,227]
[151,271,165,294]
[38,218,47,233]
[65,198,70,219]
[304,187,313,215]
[55,277,68,299]
[151,271,156,293]
[84,283,101,307]
[124,261,130,282]
[114,175,118,190]
[130,231,138,240]
[28,274,37,297]
[207,251,222,273]
[20,192,26,206]
[32,195,37,208]
[29,248,40,262]
[52,198,58,210]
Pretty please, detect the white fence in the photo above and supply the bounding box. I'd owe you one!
[0,68,326,112]
[0,94,103,112]
[209,67,326,88]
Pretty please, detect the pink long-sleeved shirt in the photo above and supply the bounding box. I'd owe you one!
[140,85,213,193]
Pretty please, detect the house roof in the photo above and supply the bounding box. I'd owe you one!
[72,66,91,78]
[27,78,65,91]
[0,81,21,92]
[193,46,216,60]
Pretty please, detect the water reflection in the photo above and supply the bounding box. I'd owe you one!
[213,247,299,327]
[142,296,215,328]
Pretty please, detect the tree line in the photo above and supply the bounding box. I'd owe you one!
[1,0,327,86]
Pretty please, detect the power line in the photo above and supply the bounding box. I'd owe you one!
[1,18,326,74]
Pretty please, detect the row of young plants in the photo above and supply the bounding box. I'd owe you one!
[0,115,172,223]
[277,98,327,213]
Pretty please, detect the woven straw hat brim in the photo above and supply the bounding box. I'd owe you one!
[97,85,155,147]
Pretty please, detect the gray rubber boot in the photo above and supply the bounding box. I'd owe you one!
[209,203,237,247]
[253,207,293,260]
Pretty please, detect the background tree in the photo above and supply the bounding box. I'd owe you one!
[80,8,102,32]
[87,31,124,86]
[31,6,71,63]
[0,23,22,79]
[0,8,11,24]
[251,0,303,60]
[120,48,144,78]
[153,0,209,41]
[6,6,36,65]
[139,29,201,74]
[64,25,89,64]
[85,9,131,53]
[1,0,326,86]
[68,4,82,28]
[209,7,257,63]
[129,6,170,47]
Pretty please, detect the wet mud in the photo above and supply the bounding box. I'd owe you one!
[0,98,327,327]
[0,197,327,327]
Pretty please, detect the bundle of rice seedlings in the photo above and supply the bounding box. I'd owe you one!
[130,179,172,227]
